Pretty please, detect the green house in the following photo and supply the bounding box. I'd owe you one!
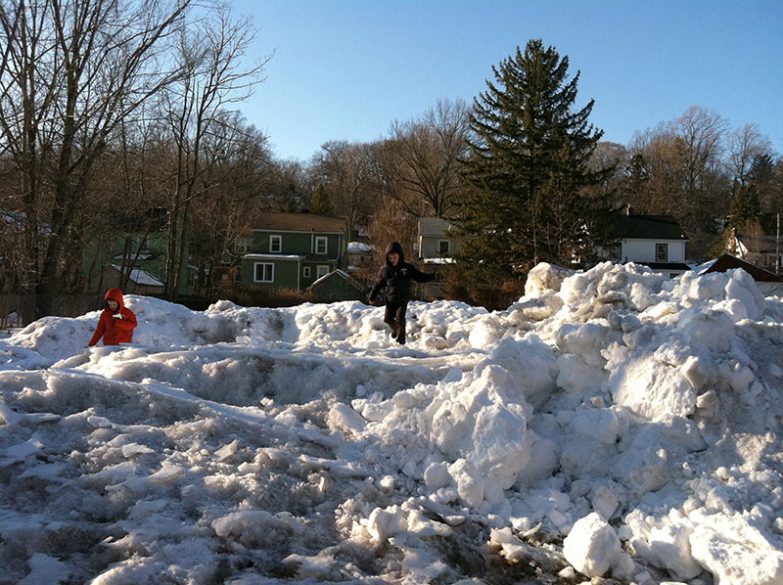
[239,213,348,292]
[83,230,197,298]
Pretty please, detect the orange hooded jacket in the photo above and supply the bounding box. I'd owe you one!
[88,288,137,346]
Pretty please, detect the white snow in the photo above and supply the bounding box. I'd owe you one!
[1,260,782,584]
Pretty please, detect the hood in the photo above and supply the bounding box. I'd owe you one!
[385,241,405,265]
[104,287,125,310]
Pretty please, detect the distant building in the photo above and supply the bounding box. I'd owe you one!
[307,269,365,302]
[239,213,348,292]
[698,254,783,296]
[601,214,691,277]
[416,217,460,299]
[346,241,373,274]
[91,265,165,296]
[726,229,782,273]
[418,217,460,262]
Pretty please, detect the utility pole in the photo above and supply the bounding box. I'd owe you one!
[776,212,780,274]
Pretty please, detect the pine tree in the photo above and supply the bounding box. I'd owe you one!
[309,184,335,216]
[456,39,612,290]
[730,182,761,229]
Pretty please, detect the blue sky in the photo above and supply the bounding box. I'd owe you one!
[231,0,783,162]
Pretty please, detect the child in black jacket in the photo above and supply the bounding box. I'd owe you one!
[368,241,434,344]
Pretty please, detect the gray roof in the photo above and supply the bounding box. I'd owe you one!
[418,217,456,237]
[609,215,687,240]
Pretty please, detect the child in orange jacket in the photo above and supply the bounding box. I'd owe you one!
[88,288,137,346]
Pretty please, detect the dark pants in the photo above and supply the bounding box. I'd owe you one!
[384,302,407,344]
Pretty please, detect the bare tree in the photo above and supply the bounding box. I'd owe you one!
[161,4,268,299]
[0,0,192,317]
[726,123,773,187]
[189,113,272,297]
[378,99,469,218]
[311,140,379,236]
[625,107,729,256]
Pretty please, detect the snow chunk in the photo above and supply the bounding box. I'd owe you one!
[563,512,633,579]
[689,512,783,585]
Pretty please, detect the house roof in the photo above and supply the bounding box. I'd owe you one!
[700,254,783,282]
[609,215,688,240]
[308,269,363,291]
[418,217,456,237]
[252,213,346,234]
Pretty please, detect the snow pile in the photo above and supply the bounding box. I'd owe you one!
[1,261,783,584]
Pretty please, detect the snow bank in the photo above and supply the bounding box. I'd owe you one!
[1,261,782,584]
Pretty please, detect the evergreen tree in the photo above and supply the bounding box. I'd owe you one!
[730,182,761,229]
[310,184,335,215]
[456,39,612,291]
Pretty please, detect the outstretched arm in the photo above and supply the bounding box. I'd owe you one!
[409,265,435,283]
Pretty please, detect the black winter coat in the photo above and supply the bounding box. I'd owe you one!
[369,242,434,304]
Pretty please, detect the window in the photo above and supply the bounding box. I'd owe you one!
[270,235,282,253]
[303,266,311,278]
[438,240,450,255]
[609,243,622,262]
[315,236,328,255]
[655,243,668,262]
[316,265,329,279]
[254,263,274,283]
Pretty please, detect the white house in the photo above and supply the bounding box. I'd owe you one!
[417,217,460,261]
[603,214,690,277]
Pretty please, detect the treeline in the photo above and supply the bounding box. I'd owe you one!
[1,3,781,317]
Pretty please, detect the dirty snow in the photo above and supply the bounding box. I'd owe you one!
[1,261,782,584]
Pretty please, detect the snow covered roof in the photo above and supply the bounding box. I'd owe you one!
[347,241,372,254]
[110,265,164,286]
[114,253,153,261]
[243,253,304,261]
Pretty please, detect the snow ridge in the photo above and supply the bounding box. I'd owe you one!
[1,261,782,584]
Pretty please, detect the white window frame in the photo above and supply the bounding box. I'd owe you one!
[316,264,329,279]
[270,234,282,253]
[303,266,311,278]
[254,262,274,283]
[315,236,328,255]
[438,239,450,255]
[655,243,668,262]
